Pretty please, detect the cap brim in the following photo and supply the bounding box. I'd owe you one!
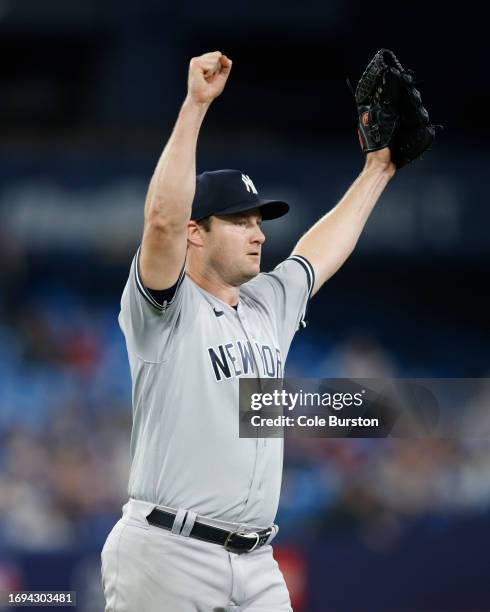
[257,199,290,220]
[209,198,289,221]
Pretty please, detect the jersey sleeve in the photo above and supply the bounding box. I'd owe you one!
[118,246,190,363]
[245,255,315,358]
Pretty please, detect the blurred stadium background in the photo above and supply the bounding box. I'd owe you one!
[0,2,489,611]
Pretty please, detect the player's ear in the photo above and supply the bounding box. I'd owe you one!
[187,220,205,247]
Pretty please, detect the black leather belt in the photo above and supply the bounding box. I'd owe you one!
[146,508,273,554]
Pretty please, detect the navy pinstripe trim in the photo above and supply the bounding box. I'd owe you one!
[287,255,315,299]
[134,246,185,311]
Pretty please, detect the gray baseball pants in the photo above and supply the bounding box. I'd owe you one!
[101,499,292,612]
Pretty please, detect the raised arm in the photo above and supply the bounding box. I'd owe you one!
[139,51,232,290]
[291,149,395,297]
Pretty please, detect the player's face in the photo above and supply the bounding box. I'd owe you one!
[204,210,265,285]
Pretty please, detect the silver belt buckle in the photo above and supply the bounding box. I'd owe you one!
[224,530,260,554]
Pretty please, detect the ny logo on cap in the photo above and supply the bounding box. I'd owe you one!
[241,174,258,195]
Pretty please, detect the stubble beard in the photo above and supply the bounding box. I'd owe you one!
[225,259,261,287]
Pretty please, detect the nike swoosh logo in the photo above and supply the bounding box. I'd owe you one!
[213,308,224,317]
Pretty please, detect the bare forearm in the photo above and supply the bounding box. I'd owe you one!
[293,159,395,294]
[138,52,231,291]
[144,97,210,227]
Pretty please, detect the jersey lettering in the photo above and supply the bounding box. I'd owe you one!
[224,342,242,376]
[208,345,232,380]
[255,342,267,373]
[262,345,275,377]
[237,340,255,375]
[275,349,283,378]
[208,340,281,381]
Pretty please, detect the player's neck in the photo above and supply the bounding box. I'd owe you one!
[187,268,240,307]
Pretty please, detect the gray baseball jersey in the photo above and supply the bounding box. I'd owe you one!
[118,247,314,527]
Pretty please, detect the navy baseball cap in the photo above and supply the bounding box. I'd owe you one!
[191,169,289,221]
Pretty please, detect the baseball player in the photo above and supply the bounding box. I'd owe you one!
[100,50,428,611]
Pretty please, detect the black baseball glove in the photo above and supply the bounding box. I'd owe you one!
[352,49,438,168]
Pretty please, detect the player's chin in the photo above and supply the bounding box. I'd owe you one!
[240,262,261,283]
[248,258,261,275]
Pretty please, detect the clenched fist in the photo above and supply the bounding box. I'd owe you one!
[187,51,232,105]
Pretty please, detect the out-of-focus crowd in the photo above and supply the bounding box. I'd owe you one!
[1,285,490,554]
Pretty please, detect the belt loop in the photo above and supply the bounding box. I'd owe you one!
[265,524,279,545]
[180,510,197,537]
[171,508,188,535]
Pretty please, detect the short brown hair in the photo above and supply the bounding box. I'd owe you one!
[197,216,213,232]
